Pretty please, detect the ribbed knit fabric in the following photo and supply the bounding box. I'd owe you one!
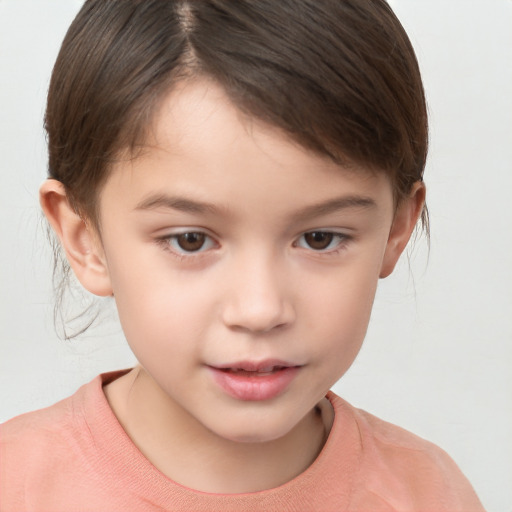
[1,370,485,511]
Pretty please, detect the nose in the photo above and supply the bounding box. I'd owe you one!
[221,253,295,334]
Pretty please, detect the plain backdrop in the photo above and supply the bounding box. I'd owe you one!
[1,1,511,510]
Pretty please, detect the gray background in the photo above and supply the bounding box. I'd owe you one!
[1,1,511,510]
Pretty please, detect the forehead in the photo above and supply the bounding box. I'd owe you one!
[146,78,337,171]
[103,79,393,219]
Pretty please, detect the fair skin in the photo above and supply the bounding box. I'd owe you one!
[40,79,425,493]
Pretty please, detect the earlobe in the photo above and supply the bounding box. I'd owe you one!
[380,181,426,278]
[39,179,113,296]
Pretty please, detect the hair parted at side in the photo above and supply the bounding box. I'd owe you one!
[46,0,428,229]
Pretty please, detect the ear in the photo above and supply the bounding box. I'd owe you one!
[380,181,426,278]
[40,179,113,296]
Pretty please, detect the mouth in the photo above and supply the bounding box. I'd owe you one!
[215,364,292,376]
[208,360,301,401]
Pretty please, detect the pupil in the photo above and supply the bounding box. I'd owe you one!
[177,232,205,251]
[305,232,333,250]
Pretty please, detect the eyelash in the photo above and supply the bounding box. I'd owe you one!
[156,231,217,257]
[294,231,350,254]
[155,230,351,258]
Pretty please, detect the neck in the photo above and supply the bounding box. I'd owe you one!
[104,366,332,493]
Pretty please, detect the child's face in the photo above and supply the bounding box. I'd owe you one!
[93,79,409,443]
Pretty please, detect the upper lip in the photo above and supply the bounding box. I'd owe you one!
[210,359,299,372]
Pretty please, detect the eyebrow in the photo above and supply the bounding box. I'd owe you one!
[291,195,377,222]
[134,193,376,219]
[135,194,221,215]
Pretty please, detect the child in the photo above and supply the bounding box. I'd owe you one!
[0,0,486,510]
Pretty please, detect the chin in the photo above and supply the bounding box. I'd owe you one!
[211,416,295,445]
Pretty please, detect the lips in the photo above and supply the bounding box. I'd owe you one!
[220,366,285,376]
[208,360,300,401]
[216,360,290,373]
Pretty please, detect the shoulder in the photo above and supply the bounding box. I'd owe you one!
[353,404,450,455]
[1,391,74,436]
[327,393,485,511]
[1,391,78,469]
[0,379,95,510]
[0,371,126,458]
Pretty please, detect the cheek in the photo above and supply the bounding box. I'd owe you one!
[108,253,217,352]
[303,260,380,363]
[306,253,380,320]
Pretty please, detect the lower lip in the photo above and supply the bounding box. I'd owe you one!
[209,366,300,401]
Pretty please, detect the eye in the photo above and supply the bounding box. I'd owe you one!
[296,231,347,252]
[162,231,216,254]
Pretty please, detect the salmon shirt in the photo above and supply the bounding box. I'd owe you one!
[0,371,485,511]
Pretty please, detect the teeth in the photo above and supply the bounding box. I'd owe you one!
[258,366,276,373]
[228,366,282,374]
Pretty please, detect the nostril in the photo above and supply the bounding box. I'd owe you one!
[222,301,295,333]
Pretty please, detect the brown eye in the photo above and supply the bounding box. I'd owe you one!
[161,231,216,255]
[303,231,334,250]
[175,232,207,252]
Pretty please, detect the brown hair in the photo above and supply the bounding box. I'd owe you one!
[46,0,428,230]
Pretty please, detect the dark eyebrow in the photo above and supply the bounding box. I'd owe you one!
[134,193,376,219]
[134,194,221,215]
[291,195,377,222]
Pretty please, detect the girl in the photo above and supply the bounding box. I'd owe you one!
[1,0,486,510]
